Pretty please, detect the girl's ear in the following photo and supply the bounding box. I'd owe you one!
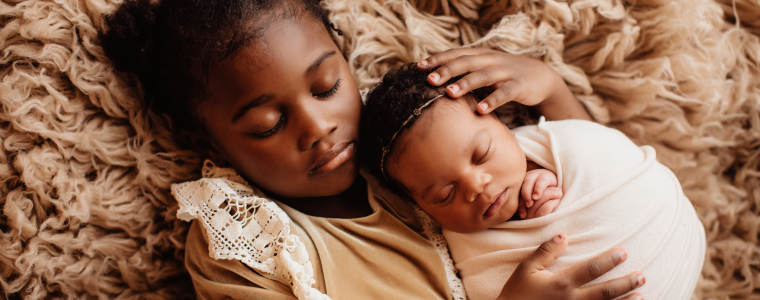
[179,128,230,167]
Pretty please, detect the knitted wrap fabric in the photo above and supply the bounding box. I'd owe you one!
[1,0,760,299]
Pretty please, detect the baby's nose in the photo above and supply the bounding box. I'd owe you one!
[465,173,492,202]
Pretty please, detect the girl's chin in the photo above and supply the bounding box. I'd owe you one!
[303,166,361,198]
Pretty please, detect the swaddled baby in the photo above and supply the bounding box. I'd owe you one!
[359,64,705,300]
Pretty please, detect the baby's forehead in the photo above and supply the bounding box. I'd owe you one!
[420,96,483,128]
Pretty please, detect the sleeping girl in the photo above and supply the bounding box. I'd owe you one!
[360,64,706,300]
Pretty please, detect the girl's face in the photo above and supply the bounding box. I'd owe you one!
[196,15,362,198]
[388,97,527,233]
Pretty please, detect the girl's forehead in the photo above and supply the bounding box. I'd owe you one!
[206,16,341,101]
[214,15,331,75]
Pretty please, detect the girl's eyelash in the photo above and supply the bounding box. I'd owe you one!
[314,79,342,99]
[253,115,285,138]
[252,78,339,138]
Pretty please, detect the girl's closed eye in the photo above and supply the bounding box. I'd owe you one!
[314,78,341,99]
[249,77,341,139]
[251,114,286,138]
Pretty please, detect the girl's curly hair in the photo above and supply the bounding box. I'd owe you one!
[360,63,464,187]
[99,0,336,133]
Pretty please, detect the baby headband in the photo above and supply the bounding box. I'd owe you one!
[380,94,445,181]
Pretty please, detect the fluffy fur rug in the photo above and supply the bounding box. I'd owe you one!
[1,0,759,299]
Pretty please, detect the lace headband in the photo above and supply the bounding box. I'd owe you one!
[380,94,445,181]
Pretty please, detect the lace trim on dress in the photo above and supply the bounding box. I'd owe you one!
[171,160,331,300]
[413,206,469,300]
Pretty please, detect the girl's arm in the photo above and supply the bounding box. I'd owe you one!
[418,48,592,121]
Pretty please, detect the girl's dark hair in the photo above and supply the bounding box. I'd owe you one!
[99,0,336,132]
[359,63,463,188]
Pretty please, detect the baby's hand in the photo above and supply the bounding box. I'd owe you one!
[519,169,562,219]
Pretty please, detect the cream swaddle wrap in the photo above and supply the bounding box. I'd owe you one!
[443,119,705,300]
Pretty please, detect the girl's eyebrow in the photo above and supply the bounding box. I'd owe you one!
[231,94,273,124]
[305,50,336,76]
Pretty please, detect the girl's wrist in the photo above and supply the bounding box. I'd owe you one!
[536,74,591,121]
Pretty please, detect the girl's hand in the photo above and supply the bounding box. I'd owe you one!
[519,169,562,219]
[418,48,591,121]
[498,234,646,300]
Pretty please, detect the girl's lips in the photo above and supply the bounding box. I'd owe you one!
[310,142,355,175]
[483,188,508,218]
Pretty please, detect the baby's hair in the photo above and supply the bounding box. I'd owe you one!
[99,0,336,133]
[360,63,463,190]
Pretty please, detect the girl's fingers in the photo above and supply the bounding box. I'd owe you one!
[578,272,645,300]
[418,47,490,69]
[515,233,568,274]
[617,293,645,300]
[425,53,501,87]
[477,80,524,114]
[446,66,511,98]
[562,248,629,287]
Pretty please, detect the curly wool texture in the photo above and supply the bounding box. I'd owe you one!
[0,0,758,299]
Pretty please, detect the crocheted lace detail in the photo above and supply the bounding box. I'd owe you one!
[171,160,331,300]
[413,206,469,300]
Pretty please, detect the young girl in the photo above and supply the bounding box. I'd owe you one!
[99,0,647,299]
[360,64,705,300]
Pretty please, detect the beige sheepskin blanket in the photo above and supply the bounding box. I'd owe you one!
[1,0,759,299]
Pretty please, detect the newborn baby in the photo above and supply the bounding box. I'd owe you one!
[360,64,705,300]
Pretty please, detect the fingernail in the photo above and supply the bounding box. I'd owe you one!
[429,73,439,82]
[533,193,538,200]
[526,200,533,208]
[418,60,428,68]
[617,249,627,262]
[637,273,646,287]
[478,103,488,113]
[554,234,564,243]
[520,211,526,219]
[448,84,459,95]
[634,295,644,300]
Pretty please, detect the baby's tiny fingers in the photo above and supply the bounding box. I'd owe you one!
[518,196,528,219]
[521,172,540,205]
[535,199,559,217]
[533,175,555,200]
[544,187,563,200]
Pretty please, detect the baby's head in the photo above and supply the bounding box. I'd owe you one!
[360,64,528,233]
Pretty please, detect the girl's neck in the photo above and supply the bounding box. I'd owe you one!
[270,176,373,219]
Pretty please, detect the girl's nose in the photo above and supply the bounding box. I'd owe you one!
[297,101,338,151]
[464,171,492,202]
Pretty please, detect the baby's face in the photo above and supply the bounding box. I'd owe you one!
[388,97,527,233]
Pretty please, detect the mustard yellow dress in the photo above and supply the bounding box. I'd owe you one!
[181,168,456,300]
